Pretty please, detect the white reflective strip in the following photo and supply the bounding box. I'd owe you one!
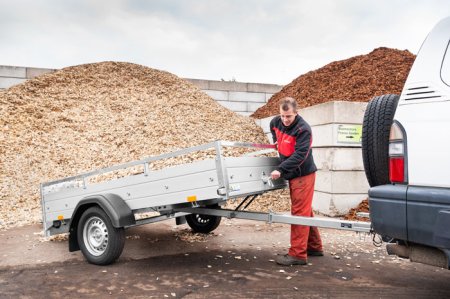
[389,142,404,155]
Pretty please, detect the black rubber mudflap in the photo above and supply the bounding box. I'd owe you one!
[362,94,400,187]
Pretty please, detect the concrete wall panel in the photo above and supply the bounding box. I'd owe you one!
[229,91,266,103]
[301,101,368,126]
[204,90,228,101]
[237,112,253,117]
[247,102,265,112]
[26,67,55,79]
[184,78,210,90]
[315,170,369,194]
[0,77,27,89]
[208,81,248,92]
[259,116,274,134]
[312,123,362,147]
[313,147,364,171]
[0,66,26,78]
[247,83,282,93]
[265,93,274,102]
[216,100,247,112]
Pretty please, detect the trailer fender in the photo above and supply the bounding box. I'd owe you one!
[68,193,135,252]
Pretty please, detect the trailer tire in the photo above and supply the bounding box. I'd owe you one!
[77,206,125,265]
[186,205,221,234]
[362,94,399,187]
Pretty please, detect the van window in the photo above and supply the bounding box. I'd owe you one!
[441,41,450,86]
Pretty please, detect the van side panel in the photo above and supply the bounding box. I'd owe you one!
[394,102,450,188]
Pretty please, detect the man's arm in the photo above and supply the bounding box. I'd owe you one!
[270,118,281,180]
[270,118,277,144]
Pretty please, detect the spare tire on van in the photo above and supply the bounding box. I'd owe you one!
[362,94,400,187]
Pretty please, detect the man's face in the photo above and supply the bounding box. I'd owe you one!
[280,107,296,127]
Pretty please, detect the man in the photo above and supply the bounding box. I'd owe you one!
[270,97,323,266]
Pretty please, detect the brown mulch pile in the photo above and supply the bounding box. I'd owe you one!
[344,199,370,222]
[0,62,290,230]
[252,47,415,118]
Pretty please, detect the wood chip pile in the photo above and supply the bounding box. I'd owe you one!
[252,47,416,118]
[0,62,290,230]
[343,199,369,222]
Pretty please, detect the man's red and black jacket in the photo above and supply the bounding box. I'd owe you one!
[270,115,317,180]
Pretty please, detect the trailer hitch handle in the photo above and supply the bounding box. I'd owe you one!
[261,175,274,188]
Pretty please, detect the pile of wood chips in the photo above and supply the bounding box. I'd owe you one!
[0,61,290,230]
[343,199,370,222]
[252,47,416,118]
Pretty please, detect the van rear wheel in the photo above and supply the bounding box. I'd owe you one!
[362,94,399,187]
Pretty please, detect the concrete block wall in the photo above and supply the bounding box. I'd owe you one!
[0,65,56,89]
[0,65,282,116]
[256,101,369,216]
[185,78,282,116]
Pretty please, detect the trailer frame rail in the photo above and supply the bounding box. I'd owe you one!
[173,207,372,233]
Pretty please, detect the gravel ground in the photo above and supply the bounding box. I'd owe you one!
[1,218,449,298]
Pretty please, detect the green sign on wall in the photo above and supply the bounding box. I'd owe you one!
[337,124,362,144]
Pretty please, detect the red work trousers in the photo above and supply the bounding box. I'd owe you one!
[288,172,323,259]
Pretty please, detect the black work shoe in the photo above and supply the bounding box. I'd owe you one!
[307,250,324,257]
[276,254,307,266]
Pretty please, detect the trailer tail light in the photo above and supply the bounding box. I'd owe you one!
[389,121,407,184]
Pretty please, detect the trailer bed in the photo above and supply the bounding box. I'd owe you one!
[41,141,287,237]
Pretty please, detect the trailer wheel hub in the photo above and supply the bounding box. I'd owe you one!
[83,216,109,256]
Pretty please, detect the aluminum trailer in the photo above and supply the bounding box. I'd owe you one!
[41,140,371,265]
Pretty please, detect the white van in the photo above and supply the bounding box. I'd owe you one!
[362,16,450,269]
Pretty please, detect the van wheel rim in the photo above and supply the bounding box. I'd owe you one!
[83,216,109,256]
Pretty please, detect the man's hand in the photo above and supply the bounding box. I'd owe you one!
[271,170,281,180]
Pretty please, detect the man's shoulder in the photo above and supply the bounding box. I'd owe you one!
[270,116,281,127]
[295,116,312,133]
[292,115,311,134]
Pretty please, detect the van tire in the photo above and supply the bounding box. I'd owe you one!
[362,94,400,187]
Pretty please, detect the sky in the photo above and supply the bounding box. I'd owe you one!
[1,0,449,85]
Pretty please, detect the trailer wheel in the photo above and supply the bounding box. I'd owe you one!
[77,206,125,265]
[362,94,399,187]
[186,205,221,234]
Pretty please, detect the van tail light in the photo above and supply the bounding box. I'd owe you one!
[388,121,407,183]
[389,157,404,182]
